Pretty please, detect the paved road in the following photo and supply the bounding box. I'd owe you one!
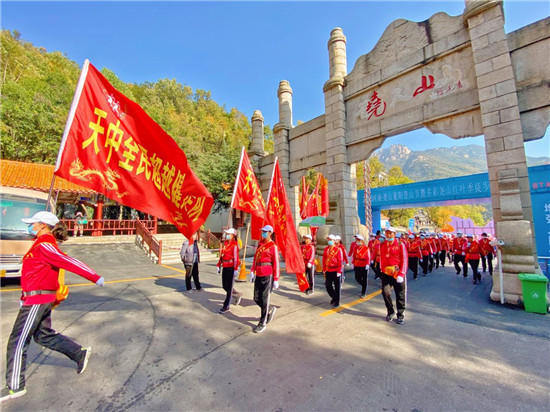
[1,243,549,411]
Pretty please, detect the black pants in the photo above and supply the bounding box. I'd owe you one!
[469,259,481,281]
[428,254,434,272]
[381,274,406,319]
[6,303,83,390]
[370,262,381,279]
[420,255,429,275]
[185,262,201,291]
[439,251,447,267]
[408,257,419,278]
[253,275,273,325]
[481,253,494,274]
[305,264,315,292]
[454,254,468,276]
[354,266,369,296]
[325,271,341,305]
[221,267,235,310]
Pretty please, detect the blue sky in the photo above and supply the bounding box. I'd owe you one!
[1,0,548,158]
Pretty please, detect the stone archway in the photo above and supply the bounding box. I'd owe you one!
[251,0,549,304]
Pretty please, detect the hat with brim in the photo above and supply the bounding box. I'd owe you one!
[385,227,397,233]
[261,225,273,232]
[303,234,312,239]
[22,211,59,226]
[327,234,336,240]
[356,235,365,241]
[224,228,237,235]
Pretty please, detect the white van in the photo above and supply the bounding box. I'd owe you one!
[0,187,53,277]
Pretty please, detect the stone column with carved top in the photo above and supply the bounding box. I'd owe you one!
[323,27,360,246]
[464,0,537,303]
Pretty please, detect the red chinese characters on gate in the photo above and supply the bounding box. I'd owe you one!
[365,91,386,120]
[55,62,213,238]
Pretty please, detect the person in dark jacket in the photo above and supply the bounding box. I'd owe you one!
[180,233,202,292]
[2,211,104,403]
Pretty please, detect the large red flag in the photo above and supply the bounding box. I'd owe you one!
[230,147,266,240]
[265,159,308,291]
[299,176,309,219]
[54,60,213,238]
[305,174,321,218]
[321,176,329,217]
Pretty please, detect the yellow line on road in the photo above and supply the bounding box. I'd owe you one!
[320,289,382,317]
[0,267,185,293]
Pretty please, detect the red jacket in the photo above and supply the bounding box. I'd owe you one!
[465,240,481,260]
[323,245,343,273]
[348,241,357,261]
[251,240,280,281]
[353,244,371,267]
[301,243,316,266]
[453,237,467,254]
[217,240,240,270]
[337,243,348,264]
[380,239,408,278]
[408,238,422,258]
[21,234,100,305]
[478,238,494,256]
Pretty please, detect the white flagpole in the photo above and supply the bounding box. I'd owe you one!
[265,157,278,213]
[47,59,91,211]
[230,146,245,210]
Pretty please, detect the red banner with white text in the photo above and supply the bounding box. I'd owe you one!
[265,159,308,291]
[54,61,213,238]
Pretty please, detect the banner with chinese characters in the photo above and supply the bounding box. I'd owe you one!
[230,147,266,240]
[54,60,213,238]
[265,158,308,291]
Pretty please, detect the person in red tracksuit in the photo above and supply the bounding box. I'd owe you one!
[323,234,344,308]
[408,234,422,279]
[465,234,482,284]
[217,228,241,314]
[379,227,408,324]
[250,225,280,334]
[301,234,316,295]
[453,232,468,277]
[438,234,448,268]
[419,234,432,276]
[352,235,370,298]
[478,232,494,276]
[2,211,104,403]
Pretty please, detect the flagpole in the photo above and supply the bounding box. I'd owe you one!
[264,157,278,220]
[236,220,251,282]
[227,146,246,229]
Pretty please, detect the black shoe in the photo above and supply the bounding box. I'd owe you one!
[219,307,230,314]
[464,275,468,278]
[267,307,277,324]
[0,386,27,402]
[77,346,92,374]
[253,323,266,334]
[456,270,461,275]
[330,298,336,305]
[413,276,418,279]
[332,303,340,308]
[473,280,477,285]
[386,313,395,322]
[360,293,366,298]
[396,318,404,325]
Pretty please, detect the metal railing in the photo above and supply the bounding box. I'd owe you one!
[60,219,157,237]
[135,220,163,264]
[197,228,221,250]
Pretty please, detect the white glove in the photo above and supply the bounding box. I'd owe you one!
[249,271,256,283]
[365,265,369,270]
[350,264,355,270]
[396,275,404,284]
[337,272,342,277]
[217,266,221,274]
[307,263,312,269]
[96,277,105,286]
[467,243,471,247]
[273,280,279,289]
[233,270,239,278]
[462,252,466,256]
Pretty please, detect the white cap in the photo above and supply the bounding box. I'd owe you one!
[334,235,342,241]
[303,234,312,239]
[354,234,361,238]
[466,233,473,237]
[22,211,59,226]
[385,227,397,233]
[409,235,415,239]
[224,228,237,235]
[327,234,337,240]
[355,235,365,241]
[261,225,274,232]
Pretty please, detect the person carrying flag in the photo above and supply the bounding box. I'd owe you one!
[301,234,316,295]
[352,235,371,298]
[217,228,241,313]
[323,234,344,308]
[249,225,279,334]
[2,211,104,403]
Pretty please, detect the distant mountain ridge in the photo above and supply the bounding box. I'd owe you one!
[374,144,549,181]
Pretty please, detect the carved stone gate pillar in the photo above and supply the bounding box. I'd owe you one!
[323,28,360,245]
[465,0,537,303]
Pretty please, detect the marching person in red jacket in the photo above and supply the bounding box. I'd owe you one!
[438,234,448,268]
[379,227,408,324]
[465,234,482,284]
[453,232,468,277]
[419,233,432,276]
[216,228,241,313]
[323,234,344,308]
[250,225,279,334]
[2,212,104,403]
[301,234,316,295]
[408,234,422,279]
[352,235,370,298]
[478,232,495,276]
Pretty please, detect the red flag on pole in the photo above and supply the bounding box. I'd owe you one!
[265,159,308,291]
[305,174,321,218]
[321,176,329,217]
[299,176,309,219]
[230,147,266,240]
[54,60,213,238]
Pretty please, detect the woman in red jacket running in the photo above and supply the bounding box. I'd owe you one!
[1,211,104,403]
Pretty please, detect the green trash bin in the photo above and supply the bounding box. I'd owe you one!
[518,273,548,314]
